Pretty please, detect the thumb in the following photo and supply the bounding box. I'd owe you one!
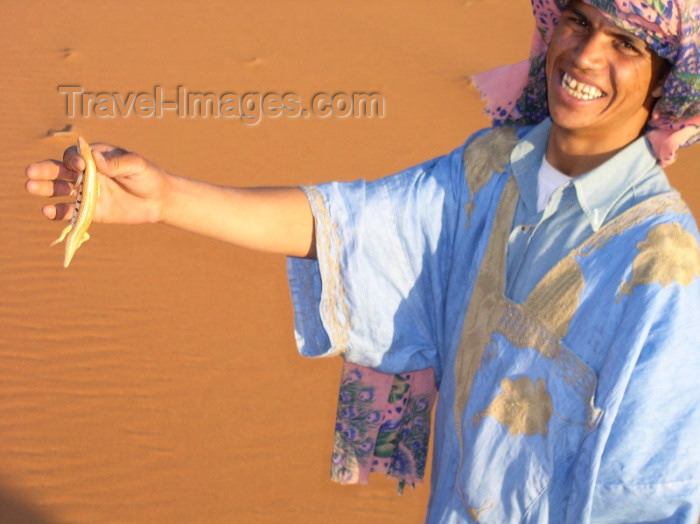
[92,150,111,175]
[92,148,144,179]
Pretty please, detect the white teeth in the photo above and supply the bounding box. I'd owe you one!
[562,72,604,100]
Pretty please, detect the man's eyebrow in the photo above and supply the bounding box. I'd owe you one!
[564,4,649,50]
[605,26,649,50]
[615,32,646,47]
[564,4,589,22]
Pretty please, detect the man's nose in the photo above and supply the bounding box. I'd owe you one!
[572,32,607,69]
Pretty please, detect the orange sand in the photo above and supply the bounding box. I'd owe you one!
[1,1,698,522]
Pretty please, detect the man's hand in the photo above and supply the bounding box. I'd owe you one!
[25,143,171,226]
[25,142,316,258]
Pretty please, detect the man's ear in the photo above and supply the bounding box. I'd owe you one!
[651,59,672,99]
[651,80,664,98]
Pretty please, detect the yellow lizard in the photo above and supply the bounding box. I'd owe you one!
[51,136,100,268]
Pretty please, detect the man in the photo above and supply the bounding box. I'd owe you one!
[25,0,699,521]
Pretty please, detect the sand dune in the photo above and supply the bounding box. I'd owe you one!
[1,1,698,522]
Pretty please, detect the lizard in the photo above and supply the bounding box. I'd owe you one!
[51,136,100,268]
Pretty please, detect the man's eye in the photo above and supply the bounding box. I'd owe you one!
[567,15,589,28]
[618,39,641,54]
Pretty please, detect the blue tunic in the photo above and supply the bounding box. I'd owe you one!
[287,120,700,522]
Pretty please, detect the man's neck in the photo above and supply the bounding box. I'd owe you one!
[546,125,640,177]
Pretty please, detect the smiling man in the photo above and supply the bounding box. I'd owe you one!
[315,1,699,521]
[545,1,671,173]
[25,0,699,522]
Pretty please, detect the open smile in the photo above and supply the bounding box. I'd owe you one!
[560,71,607,101]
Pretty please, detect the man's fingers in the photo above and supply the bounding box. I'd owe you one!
[43,202,73,221]
[90,143,127,156]
[62,145,85,173]
[25,179,74,198]
[92,148,145,178]
[25,159,79,182]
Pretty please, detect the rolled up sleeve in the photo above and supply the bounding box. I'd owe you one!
[287,145,468,379]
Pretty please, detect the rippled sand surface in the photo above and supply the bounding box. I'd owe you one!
[1,1,698,522]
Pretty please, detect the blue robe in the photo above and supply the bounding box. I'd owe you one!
[288,124,700,522]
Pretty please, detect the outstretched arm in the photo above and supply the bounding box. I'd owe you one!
[25,142,316,258]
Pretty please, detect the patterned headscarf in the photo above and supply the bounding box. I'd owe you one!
[473,0,699,166]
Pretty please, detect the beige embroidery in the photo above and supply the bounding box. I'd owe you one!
[522,194,689,333]
[497,302,598,414]
[575,193,689,258]
[524,257,585,340]
[463,127,519,217]
[454,177,518,444]
[479,377,553,437]
[618,222,700,298]
[305,186,350,354]
[498,301,560,359]
[467,499,494,522]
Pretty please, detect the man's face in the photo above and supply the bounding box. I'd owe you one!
[545,0,668,148]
